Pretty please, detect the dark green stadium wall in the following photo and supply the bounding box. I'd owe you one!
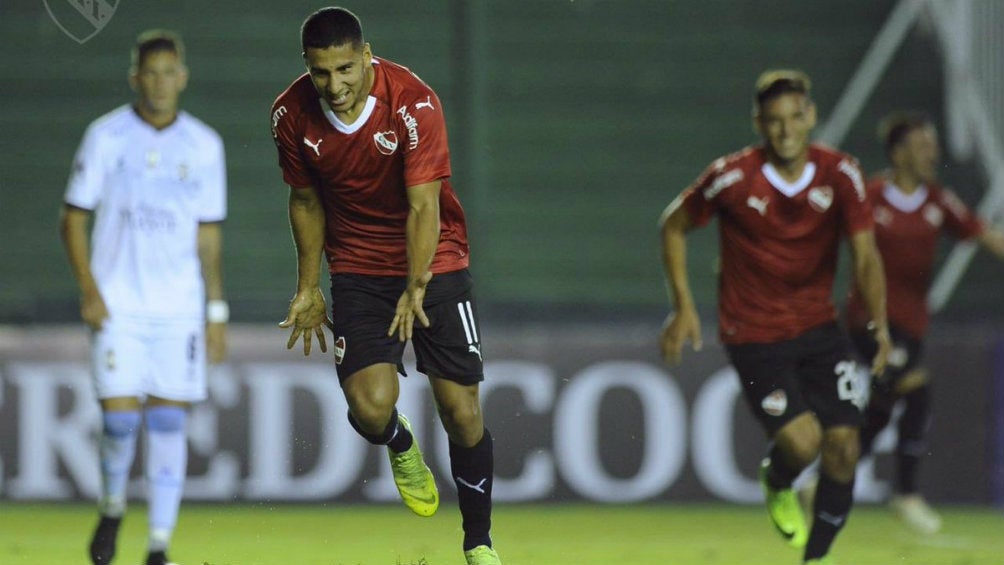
[2,1,1000,324]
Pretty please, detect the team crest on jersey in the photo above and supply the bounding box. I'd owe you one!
[923,203,944,227]
[373,131,399,155]
[873,206,893,226]
[761,390,787,417]
[808,186,834,212]
[334,336,346,364]
[44,0,119,44]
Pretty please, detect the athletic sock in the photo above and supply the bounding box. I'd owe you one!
[765,445,801,490]
[450,428,494,551]
[895,385,931,494]
[347,408,414,453]
[804,473,854,561]
[98,410,141,517]
[858,402,893,458]
[144,405,188,553]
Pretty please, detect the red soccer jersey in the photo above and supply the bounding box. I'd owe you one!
[846,177,984,339]
[682,144,874,345]
[271,57,470,276]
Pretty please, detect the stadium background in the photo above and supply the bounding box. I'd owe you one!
[2,0,1004,512]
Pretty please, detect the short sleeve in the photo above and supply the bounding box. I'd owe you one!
[400,89,452,188]
[834,157,873,235]
[938,188,984,240]
[271,101,314,189]
[64,123,104,210]
[199,132,227,222]
[681,160,740,227]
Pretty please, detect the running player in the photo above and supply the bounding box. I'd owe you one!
[659,69,891,565]
[846,111,1004,533]
[270,7,500,565]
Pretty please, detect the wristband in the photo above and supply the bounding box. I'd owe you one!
[206,300,229,323]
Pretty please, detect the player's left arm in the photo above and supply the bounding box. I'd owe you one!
[388,180,440,342]
[198,221,227,364]
[850,229,891,376]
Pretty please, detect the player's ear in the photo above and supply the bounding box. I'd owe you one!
[805,100,818,129]
[752,109,763,137]
[177,63,190,92]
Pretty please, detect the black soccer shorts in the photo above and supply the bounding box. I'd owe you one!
[726,322,864,437]
[329,268,485,385]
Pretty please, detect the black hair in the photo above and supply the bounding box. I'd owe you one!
[878,111,933,158]
[754,69,812,110]
[131,29,184,70]
[301,6,364,53]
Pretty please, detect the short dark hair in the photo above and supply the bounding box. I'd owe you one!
[878,111,933,157]
[754,69,812,110]
[301,7,364,53]
[131,29,184,70]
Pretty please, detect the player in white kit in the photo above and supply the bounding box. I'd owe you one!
[59,29,227,565]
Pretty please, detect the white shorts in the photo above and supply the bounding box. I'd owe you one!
[90,317,207,402]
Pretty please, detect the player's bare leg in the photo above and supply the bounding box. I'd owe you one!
[343,363,438,516]
[430,377,500,565]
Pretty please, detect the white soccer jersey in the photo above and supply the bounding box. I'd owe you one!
[65,105,227,321]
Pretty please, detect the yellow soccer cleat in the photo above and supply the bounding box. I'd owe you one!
[388,414,439,517]
[464,545,502,565]
[759,458,808,548]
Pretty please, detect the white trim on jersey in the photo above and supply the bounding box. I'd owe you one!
[762,162,818,197]
[321,96,377,134]
[883,181,929,213]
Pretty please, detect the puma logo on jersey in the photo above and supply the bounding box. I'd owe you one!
[415,96,435,111]
[456,476,488,493]
[746,195,769,216]
[303,136,323,156]
[468,344,483,361]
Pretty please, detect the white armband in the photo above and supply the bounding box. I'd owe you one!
[206,300,230,323]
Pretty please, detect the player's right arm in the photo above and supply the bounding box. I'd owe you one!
[279,183,333,356]
[59,204,107,330]
[659,193,702,365]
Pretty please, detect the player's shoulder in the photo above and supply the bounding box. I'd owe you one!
[810,143,860,170]
[83,105,137,139]
[372,57,437,104]
[708,145,763,174]
[176,111,223,147]
[272,73,316,115]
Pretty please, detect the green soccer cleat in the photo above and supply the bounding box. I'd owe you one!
[759,458,808,548]
[388,414,439,517]
[464,545,502,565]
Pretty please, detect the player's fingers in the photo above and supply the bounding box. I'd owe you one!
[415,307,430,329]
[286,327,300,350]
[325,317,335,330]
[387,314,401,338]
[278,314,294,328]
[316,326,328,353]
[303,329,313,356]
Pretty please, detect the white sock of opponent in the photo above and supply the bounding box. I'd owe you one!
[144,405,188,552]
[99,410,141,517]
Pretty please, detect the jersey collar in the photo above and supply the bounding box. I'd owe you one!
[882,181,929,213]
[761,162,817,197]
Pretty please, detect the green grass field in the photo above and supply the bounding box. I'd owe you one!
[2,502,1002,565]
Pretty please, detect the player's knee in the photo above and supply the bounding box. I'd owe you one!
[437,401,483,446]
[776,414,822,467]
[103,410,141,438]
[145,405,187,433]
[821,429,860,477]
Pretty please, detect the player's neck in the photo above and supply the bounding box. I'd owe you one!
[766,153,810,183]
[133,104,179,130]
[891,170,922,194]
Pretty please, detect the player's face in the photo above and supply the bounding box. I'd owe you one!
[755,93,817,166]
[130,50,187,119]
[897,125,940,185]
[304,42,373,120]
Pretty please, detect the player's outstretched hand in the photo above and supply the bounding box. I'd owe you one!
[870,324,892,377]
[660,307,702,365]
[279,287,334,356]
[388,271,432,342]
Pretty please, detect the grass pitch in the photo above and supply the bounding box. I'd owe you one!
[1,502,1002,565]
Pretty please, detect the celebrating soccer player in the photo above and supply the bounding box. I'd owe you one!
[270,7,500,565]
[843,111,1004,533]
[659,70,891,565]
[61,30,228,565]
